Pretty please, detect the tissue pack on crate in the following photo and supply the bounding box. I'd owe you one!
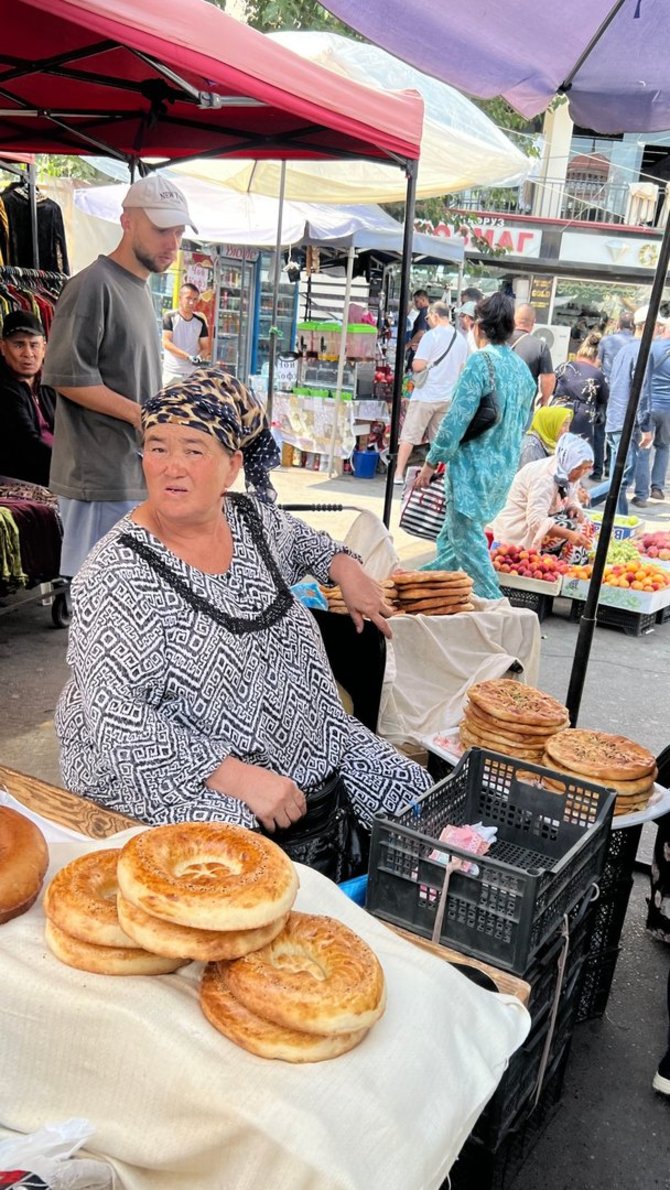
[366,748,614,974]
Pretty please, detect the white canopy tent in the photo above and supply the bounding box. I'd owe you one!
[169,31,528,204]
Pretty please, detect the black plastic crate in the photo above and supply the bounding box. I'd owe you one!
[367,748,615,974]
[600,822,643,892]
[499,584,554,621]
[449,1040,572,1190]
[569,598,656,636]
[577,944,622,1021]
[656,603,670,625]
[426,750,454,784]
[474,950,587,1147]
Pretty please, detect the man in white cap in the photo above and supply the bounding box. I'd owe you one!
[43,173,197,576]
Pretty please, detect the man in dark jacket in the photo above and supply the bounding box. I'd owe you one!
[0,310,55,486]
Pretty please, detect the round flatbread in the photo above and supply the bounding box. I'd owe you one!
[544,730,656,782]
[541,755,658,795]
[394,570,471,587]
[461,714,553,752]
[413,603,475,616]
[403,596,472,611]
[397,589,472,604]
[467,680,568,727]
[460,727,546,762]
[463,704,567,742]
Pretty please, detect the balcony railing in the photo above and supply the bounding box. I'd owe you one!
[454,178,665,228]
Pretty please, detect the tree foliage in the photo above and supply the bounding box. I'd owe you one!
[216,0,357,35]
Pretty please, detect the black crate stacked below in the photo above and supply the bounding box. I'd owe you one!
[449,893,597,1190]
[365,749,615,1190]
[577,820,644,1021]
[498,584,555,622]
[569,598,657,637]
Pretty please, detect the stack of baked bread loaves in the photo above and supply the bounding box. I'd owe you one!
[0,806,49,924]
[43,821,386,1062]
[459,679,569,763]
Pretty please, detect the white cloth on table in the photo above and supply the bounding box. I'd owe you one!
[0,831,530,1190]
[378,596,541,744]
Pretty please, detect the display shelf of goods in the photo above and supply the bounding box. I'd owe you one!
[490,545,567,594]
[561,559,670,613]
[589,511,643,540]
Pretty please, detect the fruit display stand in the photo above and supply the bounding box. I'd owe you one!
[491,546,568,621]
[561,564,670,636]
[589,511,643,540]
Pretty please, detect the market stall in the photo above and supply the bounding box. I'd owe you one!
[0,772,531,1190]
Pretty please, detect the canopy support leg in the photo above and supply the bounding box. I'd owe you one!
[566,211,670,722]
[328,243,356,476]
[383,158,418,528]
[266,158,287,424]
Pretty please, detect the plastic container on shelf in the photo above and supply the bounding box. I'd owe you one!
[366,748,615,975]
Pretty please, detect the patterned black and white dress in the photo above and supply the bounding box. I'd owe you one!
[56,496,432,827]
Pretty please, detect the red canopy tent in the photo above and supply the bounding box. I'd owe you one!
[0,0,422,164]
[0,0,423,525]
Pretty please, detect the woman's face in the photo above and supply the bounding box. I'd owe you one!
[558,417,572,438]
[142,423,242,523]
[568,461,593,482]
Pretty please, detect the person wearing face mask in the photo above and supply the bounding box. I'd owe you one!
[42,174,197,577]
[0,311,55,486]
[491,433,595,563]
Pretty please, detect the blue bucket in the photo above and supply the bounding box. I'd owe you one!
[352,449,378,479]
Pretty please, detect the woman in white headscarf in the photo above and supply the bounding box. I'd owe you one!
[490,433,595,561]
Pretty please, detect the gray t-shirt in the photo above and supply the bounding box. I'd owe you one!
[43,255,161,501]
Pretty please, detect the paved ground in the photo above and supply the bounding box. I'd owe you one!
[1,463,669,1187]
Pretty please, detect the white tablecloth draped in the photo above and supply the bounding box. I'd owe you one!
[0,831,530,1190]
[378,598,541,745]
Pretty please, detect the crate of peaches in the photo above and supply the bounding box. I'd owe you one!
[561,556,670,613]
[491,544,569,594]
[635,529,670,567]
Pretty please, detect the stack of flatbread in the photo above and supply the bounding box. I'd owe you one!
[320,578,398,615]
[460,679,569,762]
[543,729,657,815]
[392,570,474,616]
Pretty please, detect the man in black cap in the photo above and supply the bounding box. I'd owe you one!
[0,311,55,487]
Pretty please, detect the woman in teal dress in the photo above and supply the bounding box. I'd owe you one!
[414,294,537,598]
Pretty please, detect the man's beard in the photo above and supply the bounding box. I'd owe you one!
[134,244,174,274]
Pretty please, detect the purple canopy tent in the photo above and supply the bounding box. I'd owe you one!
[322,0,670,723]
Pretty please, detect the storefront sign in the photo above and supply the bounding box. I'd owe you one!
[529,275,554,319]
[560,231,661,270]
[219,244,260,262]
[418,220,542,258]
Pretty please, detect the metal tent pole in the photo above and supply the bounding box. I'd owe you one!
[328,243,356,475]
[28,162,40,270]
[266,159,287,424]
[382,159,418,528]
[566,213,670,723]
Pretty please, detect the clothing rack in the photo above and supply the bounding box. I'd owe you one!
[0,265,68,284]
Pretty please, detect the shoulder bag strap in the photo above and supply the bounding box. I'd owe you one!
[424,328,458,373]
[511,331,530,353]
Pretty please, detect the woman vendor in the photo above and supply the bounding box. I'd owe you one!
[490,433,595,562]
[518,406,573,470]
[413,293,537,599]
[55,369,431,850]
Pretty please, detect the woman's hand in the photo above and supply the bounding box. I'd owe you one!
[329,552,394,638]
[568,529,593,549]
[207,756,307,832]
[413,463,437,490]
